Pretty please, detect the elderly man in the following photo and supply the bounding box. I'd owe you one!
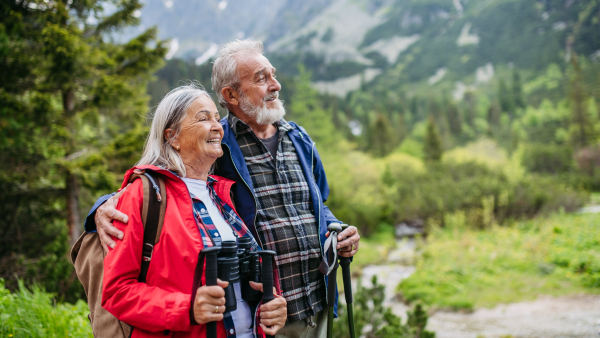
[86,40,360,337]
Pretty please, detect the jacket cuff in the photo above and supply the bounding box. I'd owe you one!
[167,292,195,331]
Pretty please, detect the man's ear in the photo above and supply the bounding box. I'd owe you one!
[222,87,240,107]
[164,128,179,150]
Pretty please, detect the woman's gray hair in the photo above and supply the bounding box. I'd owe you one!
[212,39,264,108]
[137,83,211,177]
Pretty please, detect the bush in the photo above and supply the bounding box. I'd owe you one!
[0,279,92,337]
[334,276,435,338]
[521,143,573,174]
[324,139,588,234]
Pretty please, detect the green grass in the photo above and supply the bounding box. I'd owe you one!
[0,280,93,337]
[588,192,600,205]
[398,212,600,311]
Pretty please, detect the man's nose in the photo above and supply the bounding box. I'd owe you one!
[269,77,281,92]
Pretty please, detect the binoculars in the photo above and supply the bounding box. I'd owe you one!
[217,238,266,312]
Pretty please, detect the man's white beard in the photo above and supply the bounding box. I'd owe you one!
[239,91,286,125]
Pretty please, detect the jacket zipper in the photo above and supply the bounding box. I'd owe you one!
[310,141,328,302]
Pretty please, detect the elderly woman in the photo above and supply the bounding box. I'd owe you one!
[101,84,287,338]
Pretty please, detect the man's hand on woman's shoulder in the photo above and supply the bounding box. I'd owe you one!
[95,185,129,253]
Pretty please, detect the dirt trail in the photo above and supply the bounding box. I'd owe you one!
[359,239,600,338]
[428,294,600,338]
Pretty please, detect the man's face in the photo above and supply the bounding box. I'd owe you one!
[235,52,285,125]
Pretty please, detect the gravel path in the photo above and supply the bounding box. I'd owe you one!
[359,239,600,338]
[428,294,600,338]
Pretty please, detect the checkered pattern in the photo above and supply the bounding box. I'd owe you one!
[229,114,326,322]
[188,177,261,338]
[190,176,261,252]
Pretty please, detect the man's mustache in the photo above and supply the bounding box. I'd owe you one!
[264,92,279,101]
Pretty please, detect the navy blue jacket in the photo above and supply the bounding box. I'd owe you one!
[84,117,340,316]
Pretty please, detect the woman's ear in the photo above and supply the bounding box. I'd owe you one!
[164,128,180,150]
[222,87,239,106]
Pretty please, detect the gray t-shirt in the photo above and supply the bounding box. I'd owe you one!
[259,128,279,160]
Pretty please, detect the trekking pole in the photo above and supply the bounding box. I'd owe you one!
[259,250,277,338]
[339,224,356,338]
[326,223,342,338]
[202,247,220,338]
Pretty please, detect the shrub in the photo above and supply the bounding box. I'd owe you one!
[324,140,588,234]
[521,143,573,174]
[334,276,435,338]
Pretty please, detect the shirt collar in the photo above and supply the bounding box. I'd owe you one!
[226,111,293,138]
[188,176,218,201]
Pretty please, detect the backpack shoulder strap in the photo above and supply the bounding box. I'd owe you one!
[128,171,167,283]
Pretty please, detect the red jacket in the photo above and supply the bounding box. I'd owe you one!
[102,165,272,338]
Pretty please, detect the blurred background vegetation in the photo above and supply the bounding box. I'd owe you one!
[1,0,600,336]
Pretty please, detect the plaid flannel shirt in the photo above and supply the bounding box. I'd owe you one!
[228,114,326,322]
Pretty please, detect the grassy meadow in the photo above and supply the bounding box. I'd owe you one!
[398,211,600,311]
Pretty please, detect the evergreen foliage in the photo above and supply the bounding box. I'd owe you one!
[512,71,525,109]
[498,79,515,115]
[423,117,443,161]
[368,113,396,158]
[568,54,596,149]
[0,0,166,300]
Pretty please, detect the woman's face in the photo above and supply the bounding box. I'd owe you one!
[171,96,224,164]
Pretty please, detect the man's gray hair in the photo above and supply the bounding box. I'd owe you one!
[212,39,264,108]
[137,83,211,177]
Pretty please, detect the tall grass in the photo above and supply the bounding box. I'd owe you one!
[0,280,92,337]
[397,212,600,310]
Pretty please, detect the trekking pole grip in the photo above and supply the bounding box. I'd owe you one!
[202,247,220,338]
[326,223,342,338]
[339,224,356,338]
[339,224,353,304]
[259,250,277,338]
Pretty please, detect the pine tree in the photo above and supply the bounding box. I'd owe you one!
[568,53,595,148]
[0,0,166,296]
[368,113,395,157]
[424,116,443,162]
[288,65,340,146]
[487,99,502,128]
[498,79,515,115]
[512,70,525,109]
[463,91,477,126]
[446,100,463,136]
